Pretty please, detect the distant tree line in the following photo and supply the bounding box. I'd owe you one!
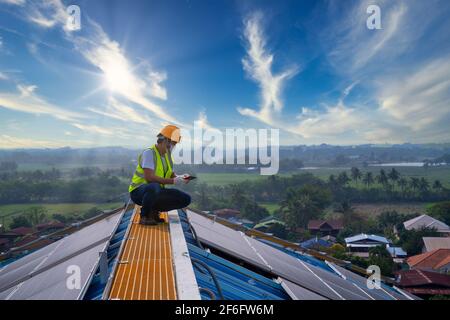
[0,174,127,204]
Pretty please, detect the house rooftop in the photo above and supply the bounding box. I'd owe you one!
[407,249,450,271]
[345,233,391,244]
[307,219,343,230]
[395,269,450,296]
[387,246,407,257]
[422,237,450,252]
[5,227,35,236]
[403,214,450,233]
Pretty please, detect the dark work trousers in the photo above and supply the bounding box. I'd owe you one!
[130,182,191,217]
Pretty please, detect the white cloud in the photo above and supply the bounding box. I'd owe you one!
[71,123,115,136]
[70,122,143,145]
[17,84,37,97]
[237,12,299,126]
[196,111,221,133]
[0,134,67,149]
[0,72,8,81]
[25,0,68,30]
[87,97,161,128]
[0,84,85,121]
[148,71,168,100]
[0,0,25,6]
[293,104,360,138]
[378,57,450,131]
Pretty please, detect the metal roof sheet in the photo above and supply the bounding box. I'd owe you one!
[187,209,383,300]
[345,233,390,244]
[0,211,123,300]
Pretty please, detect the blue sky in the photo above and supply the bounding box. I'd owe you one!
[0,0,449,148]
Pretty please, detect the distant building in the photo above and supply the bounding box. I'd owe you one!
[307,219,343,237]
[407,249,450,273]
[345,234,391,258]
[213,209,240,219]
[321,235,337,243]
[422,237,450,253]
[7,227,35,237]
[403,214,450,235]
[253,217,285,232]
[386,246,408,263]
[300,236,334,250]
[36,221,66,233]
[395,269,450,298]
[227,217,255,228]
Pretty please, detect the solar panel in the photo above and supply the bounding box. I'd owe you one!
[0,212,123,299]
[246,236,369,300]
[187,211,270,271]
[326,262,412,300]
[0,243,105,300]
[278,277,327,300]
[186,210,378,300]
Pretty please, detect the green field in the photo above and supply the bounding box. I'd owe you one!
[17,163,125,172]
[196,172,292,186]
[0,202,123,228]
[260,202,281,214]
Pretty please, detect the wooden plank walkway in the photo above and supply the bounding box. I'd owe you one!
[108,206,177,300]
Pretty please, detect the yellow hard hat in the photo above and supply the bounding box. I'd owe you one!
[159,125,181,143]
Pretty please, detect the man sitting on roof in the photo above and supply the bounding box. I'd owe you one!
[129,125,192,225]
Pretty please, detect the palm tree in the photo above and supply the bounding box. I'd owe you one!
[377,169,389,190]
[388,168,400,190]
[398,177,408,197]
[280,189,319,229]
[362,172,374,189]
[228,184,246,208]
[25,207,47,226]
[409,177,420,194]
[418,177,430,196]
[432,180,443,193]
[350,167,362,186]
[196,183,210,209]
[337,171,351,186]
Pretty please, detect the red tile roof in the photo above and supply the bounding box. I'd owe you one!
[8,227,35,236]
[436,255,450,269]
[13,235,39,247]
[396,269,450,288]
[213,209,240,217]
[407,249,450,270]
[405,288,450,295]
[307,219,343,230]
[36,220,66,230]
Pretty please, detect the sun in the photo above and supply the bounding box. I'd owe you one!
[97,48,138,95]
[103,58,133,92]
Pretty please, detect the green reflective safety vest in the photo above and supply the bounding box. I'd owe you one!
[128,144,173,193]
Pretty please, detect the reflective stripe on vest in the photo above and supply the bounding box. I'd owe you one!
[128,144,173,193]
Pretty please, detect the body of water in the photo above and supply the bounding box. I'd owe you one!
[369,162,424,167]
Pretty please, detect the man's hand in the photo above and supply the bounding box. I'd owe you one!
[173,174,189,185]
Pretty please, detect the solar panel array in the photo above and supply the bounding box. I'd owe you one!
[278,277,326,300]
[0,213,123,300]
[186,210,412,300]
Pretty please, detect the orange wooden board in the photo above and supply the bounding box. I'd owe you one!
[109,207,177,300]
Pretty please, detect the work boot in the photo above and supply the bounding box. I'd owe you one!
[139,215,158,225]
[150,210,165,223]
